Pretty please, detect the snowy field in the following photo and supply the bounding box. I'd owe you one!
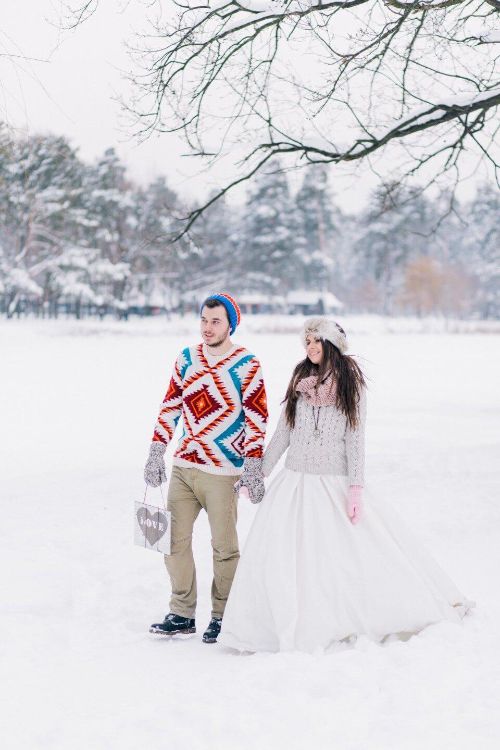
[1,316,499,750]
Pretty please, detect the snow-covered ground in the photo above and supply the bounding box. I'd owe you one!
[1,316,499,750]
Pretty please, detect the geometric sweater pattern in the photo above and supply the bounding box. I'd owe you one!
[152,343,268,476]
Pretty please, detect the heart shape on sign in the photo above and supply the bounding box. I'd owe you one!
[136,507,169,546]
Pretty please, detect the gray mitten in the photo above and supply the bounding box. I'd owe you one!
[144,442,167,487]
[234,457,265,504]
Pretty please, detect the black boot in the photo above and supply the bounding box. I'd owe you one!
[202,617,222,644]
[149,613,196,636]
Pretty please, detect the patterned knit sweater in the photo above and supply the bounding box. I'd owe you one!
[262,388,366,485]
[152,343,268,476]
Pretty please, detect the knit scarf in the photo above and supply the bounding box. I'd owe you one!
[295,373,337,406]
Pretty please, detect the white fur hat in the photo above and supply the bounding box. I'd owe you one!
[301,317,348,354]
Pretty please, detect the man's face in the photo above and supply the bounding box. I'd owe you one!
[200,304,231,348]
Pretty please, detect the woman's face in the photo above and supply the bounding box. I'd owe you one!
[305,335,323,365]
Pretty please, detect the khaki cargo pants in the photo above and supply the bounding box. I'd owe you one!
[165,465,240,619]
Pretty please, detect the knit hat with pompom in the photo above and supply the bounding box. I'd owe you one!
[201,292,241,335]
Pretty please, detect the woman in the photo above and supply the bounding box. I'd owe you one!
[220,317,473,653]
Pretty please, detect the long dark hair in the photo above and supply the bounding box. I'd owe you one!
[284,338,366,429]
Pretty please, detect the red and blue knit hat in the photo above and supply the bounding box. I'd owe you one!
[200,292,241,335]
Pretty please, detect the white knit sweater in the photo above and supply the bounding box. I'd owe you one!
[262,389,366,485]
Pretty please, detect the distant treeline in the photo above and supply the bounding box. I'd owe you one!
[0,125,498,319]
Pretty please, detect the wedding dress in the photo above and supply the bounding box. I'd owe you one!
[220,378,473,653]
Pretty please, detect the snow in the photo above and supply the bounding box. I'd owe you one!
[300,86,500,157]
[238,292,278,305]
[383,87,500,140]
[1,316,499,749]
[237,1,280,11]
[286,289,343,308]
[483,31,500,43]
[5,268,43,297]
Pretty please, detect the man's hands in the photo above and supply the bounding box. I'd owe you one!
[234,457,265,504]
[144,442,167,487]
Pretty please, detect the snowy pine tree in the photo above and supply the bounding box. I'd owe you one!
[295,166,341,291]
[235,162,302,295]
[132,176,203,313]
[0,133,85,316]
[190,192,239,294]
[459,186,500,319]
[350,185,439,313]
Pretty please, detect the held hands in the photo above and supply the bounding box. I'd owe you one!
[234,457,265,504]
[347,485,363,524]
[144,442,167,487]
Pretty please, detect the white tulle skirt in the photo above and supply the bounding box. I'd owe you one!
[220,468,473,654]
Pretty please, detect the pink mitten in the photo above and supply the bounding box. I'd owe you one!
[347,485,363,524]
[237,485,250,501]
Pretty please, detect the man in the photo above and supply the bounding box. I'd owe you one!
[144,293,268,643]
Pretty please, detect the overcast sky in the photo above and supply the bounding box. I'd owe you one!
[0,1,489,210]
[0,1,217,197]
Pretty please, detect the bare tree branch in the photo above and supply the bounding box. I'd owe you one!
[113,1,500,231]
[60,1,99,30]
[169,86,499,238]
